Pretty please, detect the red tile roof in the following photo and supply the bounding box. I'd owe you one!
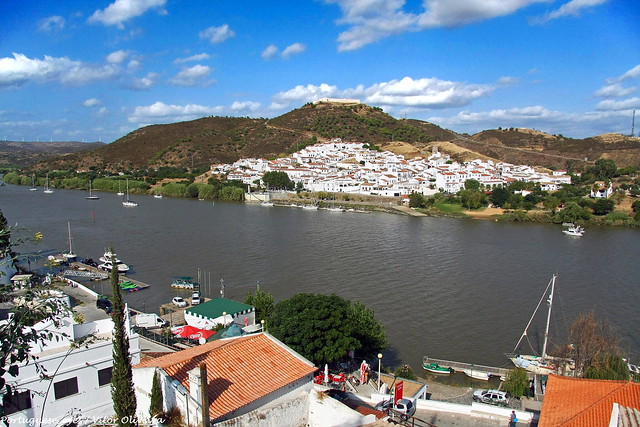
[135,333,316,421]
[539,374,640,427]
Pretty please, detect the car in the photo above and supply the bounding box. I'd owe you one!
[324,389,349,403]
[191,291,201,305]
[172,296,187,308]
[96,298,112,314]
[374,398,416,420]
[473,389,509,406]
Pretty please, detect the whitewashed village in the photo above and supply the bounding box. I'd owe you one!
[213,138,573,197]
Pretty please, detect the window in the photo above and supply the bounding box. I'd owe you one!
[98,367,113,386]
[2,390,32,415]
[54,377,78,399]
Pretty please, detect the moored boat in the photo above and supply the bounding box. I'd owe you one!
[171,276,200,290]
[98,250,129,272]
[422,362,453,374]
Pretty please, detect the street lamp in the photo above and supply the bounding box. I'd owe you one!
[222,311,226,327]
[377,353,383,391]
[171,380,189,426]
[261,319,265,332]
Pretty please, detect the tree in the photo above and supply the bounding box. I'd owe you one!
[269,294,387,365]
[490,187,510,208]
[348,301,388,359]
[245,284,274,322]
[592,159,617,180]
[632,200,640,213]
[459,189,487,210]
[149,369,163,418]
[592,198,615,215]
[408,192,425,208]
[503,368,529,397]
[109,249,137,426]
[557,201,591,223]
[0,213,68,397]
[543,196,560,214]
[464,179,481,191]
[566,312,621,378]
[586,354,630,380]
[262,171,293,191]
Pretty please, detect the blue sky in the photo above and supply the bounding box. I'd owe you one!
[1,0,639,144]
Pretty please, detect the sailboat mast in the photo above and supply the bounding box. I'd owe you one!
[67,221,73,253]
[541,274,556,359]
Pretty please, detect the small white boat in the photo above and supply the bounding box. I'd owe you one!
[117,181,124,196]
[62,221,76,260]
[154,193,163,199]
[29,175,38,191]
[562,225,584,237]
[43,173,54,194]
[302,204,318,210]
[171,276,199,289]
[260,202,274,207]
[122,179,137,207]
[86,180,99,200]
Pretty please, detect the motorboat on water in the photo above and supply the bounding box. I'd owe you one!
[98,250,129,272]
[562,225,585,237]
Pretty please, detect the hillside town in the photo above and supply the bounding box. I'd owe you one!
[212,139,573,196]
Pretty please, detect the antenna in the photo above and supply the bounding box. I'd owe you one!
[632,110,636,137]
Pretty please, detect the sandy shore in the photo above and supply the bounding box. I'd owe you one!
[464,207,505,219]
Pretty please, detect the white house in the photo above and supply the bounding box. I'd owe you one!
[1,309,140,426]
[590,181,614,198]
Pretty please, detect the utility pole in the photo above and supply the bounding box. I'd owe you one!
[632,109,636,137]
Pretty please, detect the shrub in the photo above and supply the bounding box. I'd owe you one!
[503,368,529,397]
[394,364,417,381]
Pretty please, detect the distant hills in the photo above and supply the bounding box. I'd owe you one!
[0,140,105,168]
[7,102,640,171]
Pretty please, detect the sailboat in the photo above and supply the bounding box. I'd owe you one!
[62,221,76,260]
[86,180,99,200]
[43,173,54,194]
[29,175,38,191]
[508,274,572,375]
[122,179,137,207]
[117,181,124,196]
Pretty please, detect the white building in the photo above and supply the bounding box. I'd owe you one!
[2,309,140,426]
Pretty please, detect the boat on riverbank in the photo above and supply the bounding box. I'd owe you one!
[171,276,199,290]
[422,362,453,374]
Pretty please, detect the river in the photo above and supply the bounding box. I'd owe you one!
[1,183,639,374]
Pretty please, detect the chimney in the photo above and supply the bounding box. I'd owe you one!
[187,364,210,426]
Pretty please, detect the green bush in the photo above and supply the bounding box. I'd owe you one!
[394,364,417,381]
[503,368,529,397]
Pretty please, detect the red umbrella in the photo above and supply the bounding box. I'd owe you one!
[171,325,216,340]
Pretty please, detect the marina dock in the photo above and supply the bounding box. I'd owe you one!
[62,261,150,290]
[423,356,514,381]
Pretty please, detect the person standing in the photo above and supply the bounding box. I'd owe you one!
[509,410,518,426]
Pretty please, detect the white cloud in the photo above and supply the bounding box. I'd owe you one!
[281,43,307,59]
[199,24,235,44]
[498,76,520,85]
[129,72,158,90]
[596,97,640,111]
[128,101,224,123]
[616,64,640,82]
[230,101,261,112]
[38,16,65,32]
[261,45,279,60]
[535,0,608,23]
[0,53,120,87]
[174,53,211,64]
[271,76,493,110]
[106,50,131,64]
[83,98,101,107]
[88,0,167,28]
[594,84,637,98]
[170,65,214,87]
[327,0,546,51]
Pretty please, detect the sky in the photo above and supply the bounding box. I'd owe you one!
[1,0,639,144]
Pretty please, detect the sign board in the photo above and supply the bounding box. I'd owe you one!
[394,381,404,405]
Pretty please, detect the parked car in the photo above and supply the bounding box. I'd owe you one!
[473,389,509,406]
[172,296,187,308]
[191,291,201,305]
[374,398,416,420]
[324,389,350,403]
[96,298,112,314]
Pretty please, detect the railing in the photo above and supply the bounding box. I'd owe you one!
[134,327,185,350]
